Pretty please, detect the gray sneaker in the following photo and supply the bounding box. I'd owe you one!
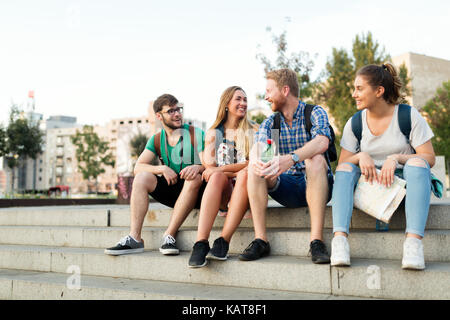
[159,234,180,255]
[104,235,144,256]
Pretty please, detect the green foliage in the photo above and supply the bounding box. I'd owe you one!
[421,80,450,165]
[130,132,149,159]
[0,125,7,157]
[5,104,44,169]
[256,28,317,100]
[317,31,412,140]
[71,125,115,186]
[398,62,412,104]
[250,112,267,125]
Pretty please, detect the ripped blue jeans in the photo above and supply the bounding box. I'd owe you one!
[331,158,431,238]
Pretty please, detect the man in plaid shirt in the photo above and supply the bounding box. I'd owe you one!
[239,69,334,264]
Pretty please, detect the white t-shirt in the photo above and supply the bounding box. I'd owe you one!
[340,105,434,168]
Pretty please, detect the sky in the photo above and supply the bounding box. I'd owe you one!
[1,0,449,129]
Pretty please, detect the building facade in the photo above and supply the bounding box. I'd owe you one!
[392,53,450,109]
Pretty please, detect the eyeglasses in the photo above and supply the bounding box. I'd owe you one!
[160,107,183,116]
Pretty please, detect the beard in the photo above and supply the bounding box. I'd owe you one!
[270,96,287,112]
[162,116,183,130]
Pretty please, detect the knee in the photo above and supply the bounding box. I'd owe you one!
[133,172,156,191]
[305,154,328,174]
[235,169,248,184]
[208,171,228,186]
[183,174,203,189]
[405,157,429,168]
[336,162,354,172]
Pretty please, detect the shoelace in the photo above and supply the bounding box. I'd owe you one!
[163,234,176,245]
[309,241,327,255]
[118,235,132,246]
[244,240,259,252]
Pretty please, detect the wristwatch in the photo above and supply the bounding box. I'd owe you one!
[290,153,300,164]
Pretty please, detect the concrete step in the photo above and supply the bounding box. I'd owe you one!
[1,201,449,230]
[1,225,449,262]
[0,245,448,299]
[0,268,368,300]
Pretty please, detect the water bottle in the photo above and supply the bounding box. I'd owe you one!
[376,219,389,231]
[260,139,276,163]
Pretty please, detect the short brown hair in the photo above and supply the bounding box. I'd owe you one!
[266,68,299,98]
[153,94,178,113]
[356,62,403,105]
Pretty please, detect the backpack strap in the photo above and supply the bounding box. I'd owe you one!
[304,104,314,137]
[154,125,197,165]
[154,131,163,162]
[351,110,363,152]
[351,105,413,153]
[398,104,412,143]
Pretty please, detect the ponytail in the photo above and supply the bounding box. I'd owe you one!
[357,62,404,104]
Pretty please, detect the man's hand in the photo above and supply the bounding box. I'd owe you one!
[179,165,202,181]
[358,152,378,184]
[256,155,294,180]
[162,166,178,185]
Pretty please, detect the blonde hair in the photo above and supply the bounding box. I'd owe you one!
[266,68,299,98]
[210,86,255,159]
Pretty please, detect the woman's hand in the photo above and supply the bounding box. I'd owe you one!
[358,152,378,184]
[202,167,221,182]
[380,155,398,188]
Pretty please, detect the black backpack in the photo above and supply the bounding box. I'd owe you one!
[272,104,338,163]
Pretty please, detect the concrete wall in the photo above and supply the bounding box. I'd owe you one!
[392,53,450,109]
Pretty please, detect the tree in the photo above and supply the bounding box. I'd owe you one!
[130,132,148,159]
[4,104,44,192]
[398,62,412,104]
[256,27,317,101]
[421,80,450,172]
[317,31,411,137]
[250,112,267,125]
[71,125,115,193]
[0,125,7,157]
[129,131,159,167]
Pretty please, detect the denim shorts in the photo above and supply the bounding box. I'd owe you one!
[268,171,334,208]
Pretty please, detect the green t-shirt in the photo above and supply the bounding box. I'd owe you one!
[145,124,205,174]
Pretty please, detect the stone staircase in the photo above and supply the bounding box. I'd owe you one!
[0,201,449,300]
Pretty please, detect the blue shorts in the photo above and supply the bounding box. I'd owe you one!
[268,171,334,208]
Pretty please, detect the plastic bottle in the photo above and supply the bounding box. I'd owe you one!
[260,139,276,163]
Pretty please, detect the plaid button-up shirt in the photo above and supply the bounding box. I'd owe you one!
[255,101,332,175]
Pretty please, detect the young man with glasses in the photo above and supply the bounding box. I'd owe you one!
[105,94,206,256]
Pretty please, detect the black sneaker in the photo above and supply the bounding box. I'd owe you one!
[309,239,330,264]
[239,239,270,261]
[104,235,144,256]
[159,234,180,255]
[207,237,229,261]
[188,241,210,268]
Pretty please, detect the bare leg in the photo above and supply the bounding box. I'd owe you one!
[305,154,329,242]
[247,167,277,242]
[221,169,250,242]
[129,172,157,242]
[165,174,203,237]
[196,172,231,241]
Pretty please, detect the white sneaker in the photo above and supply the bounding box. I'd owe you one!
[330,235,351,266]
[402,237,425,270]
